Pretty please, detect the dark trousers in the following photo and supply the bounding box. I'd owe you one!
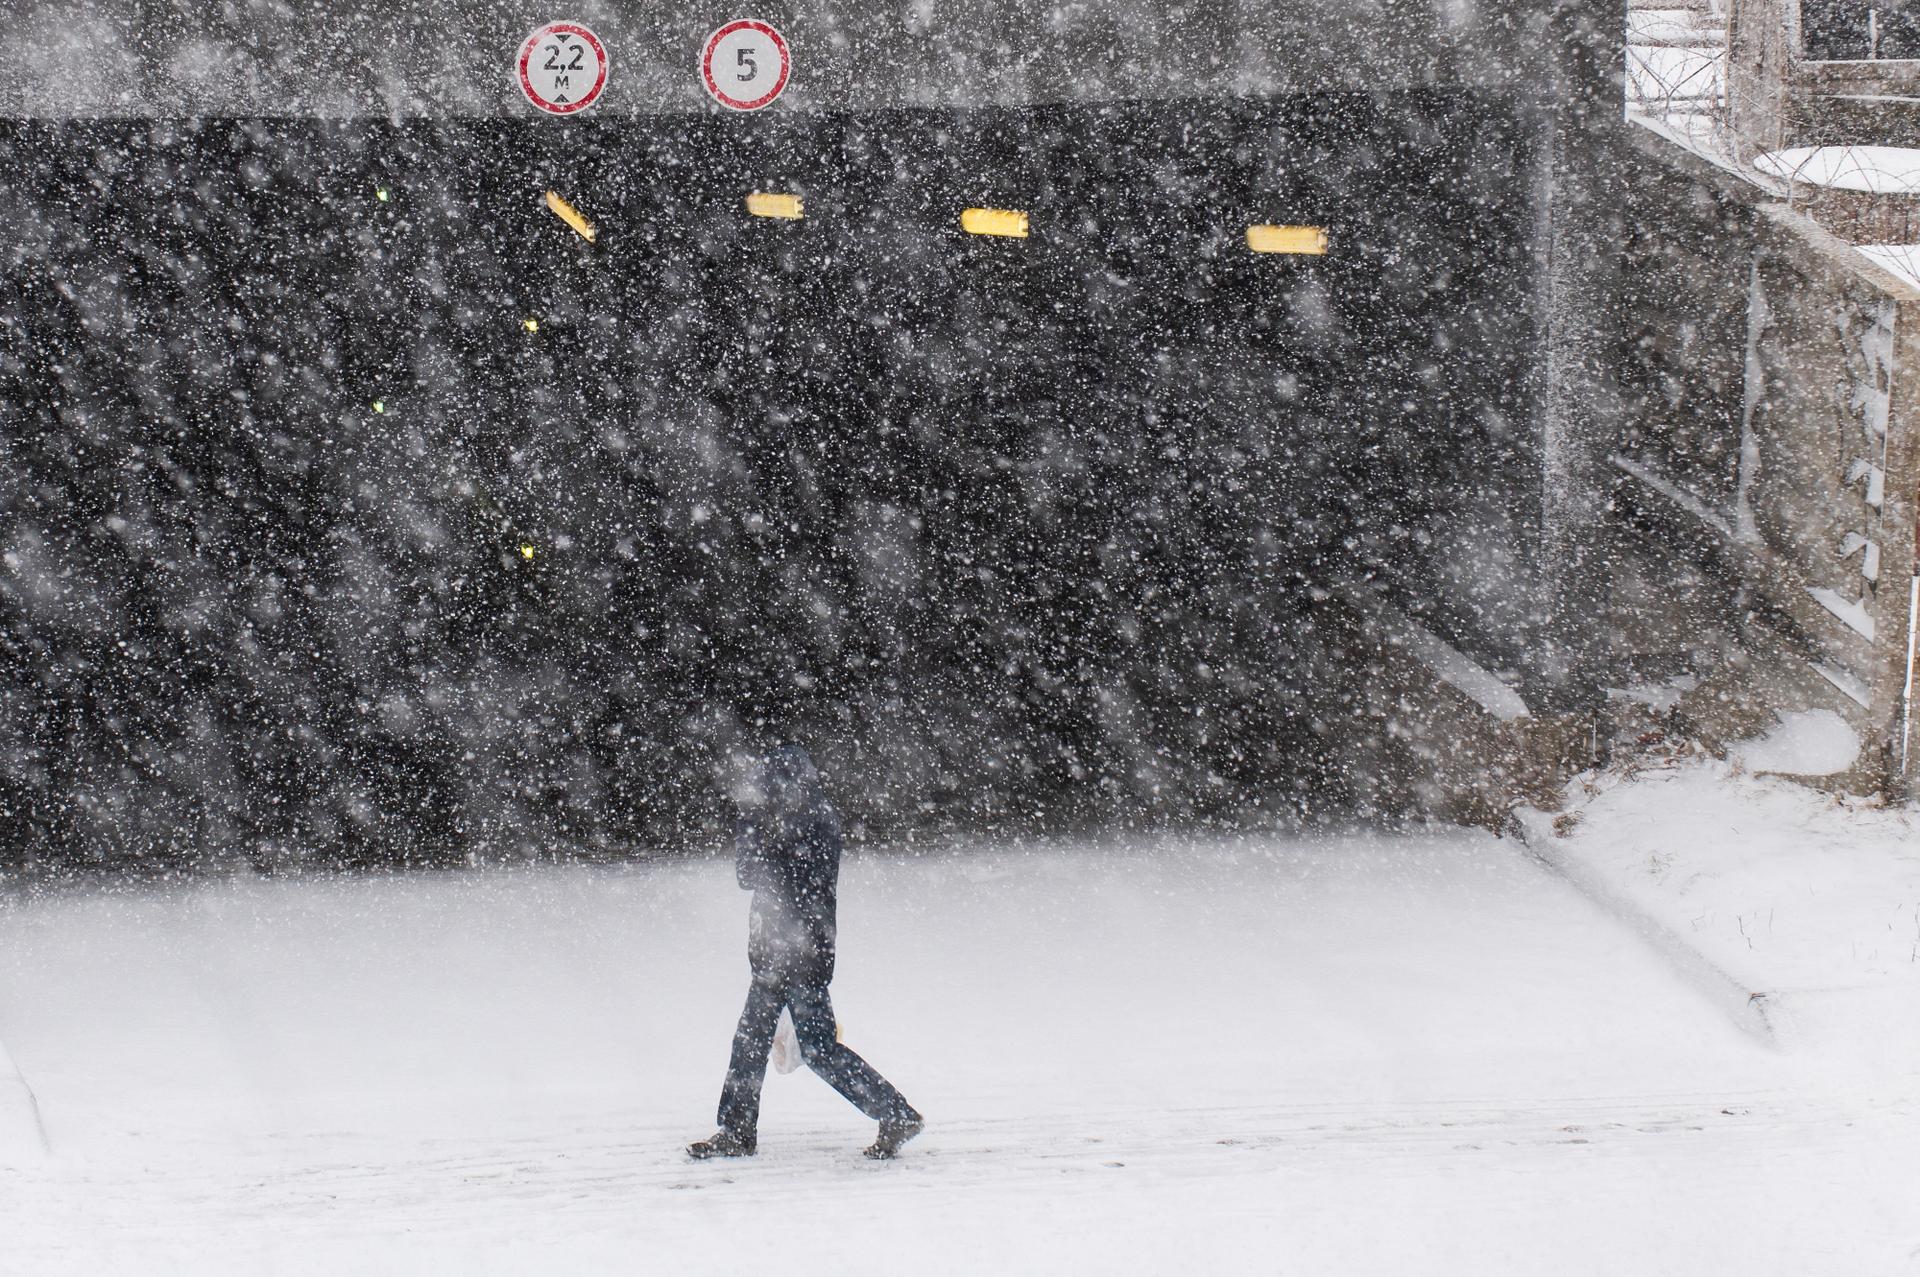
[716,976,913,1137]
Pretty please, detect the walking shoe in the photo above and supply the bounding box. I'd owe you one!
[687,1130,757,1159]
[863,1112,924,1160]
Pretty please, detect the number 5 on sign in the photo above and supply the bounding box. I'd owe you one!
[701,20,790,111]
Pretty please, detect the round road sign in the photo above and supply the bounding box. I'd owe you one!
[701,20,790,112]
[517,22,609,115]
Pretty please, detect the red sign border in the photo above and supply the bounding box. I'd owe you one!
[518,22,610,116]
[701,20,791,112]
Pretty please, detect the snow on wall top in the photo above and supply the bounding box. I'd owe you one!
[1755,146,1920,195]
[0,0,1590,118]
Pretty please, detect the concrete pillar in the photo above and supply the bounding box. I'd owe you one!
[1534,0,1631,716]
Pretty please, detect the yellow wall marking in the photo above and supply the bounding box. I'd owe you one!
[960,207,1030,239]
[545,191,597,243]
[746,192,805,220]
[1247,225,1329,255]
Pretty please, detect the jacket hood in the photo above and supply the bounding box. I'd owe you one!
[741,744,828,817]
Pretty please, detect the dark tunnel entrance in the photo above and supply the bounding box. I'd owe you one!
[0,93,1547,868]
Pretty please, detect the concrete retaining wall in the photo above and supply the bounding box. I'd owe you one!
[1609,129,1920,800]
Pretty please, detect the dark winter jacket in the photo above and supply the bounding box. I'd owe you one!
[735,746,843,983]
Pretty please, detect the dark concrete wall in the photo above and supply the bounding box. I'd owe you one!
[0,95,1547,870]
[0,2,1646,866]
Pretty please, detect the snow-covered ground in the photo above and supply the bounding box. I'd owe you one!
[3,784,1917,1275]
[1547,748,1920,1069]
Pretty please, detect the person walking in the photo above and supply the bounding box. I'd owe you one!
[688,744,924,1161]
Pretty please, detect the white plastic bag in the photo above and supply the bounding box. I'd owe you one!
[770,1007,802,1075]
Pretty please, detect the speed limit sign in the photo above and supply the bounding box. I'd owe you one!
[701,20,790,111]
[517,22,609,115]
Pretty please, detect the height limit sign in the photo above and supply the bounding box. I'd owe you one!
[517,22,609,115]
[701,20,790,111]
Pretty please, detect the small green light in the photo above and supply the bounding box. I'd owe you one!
[519,543,536,561]
[375,185,391,202]
[372,399,385,414]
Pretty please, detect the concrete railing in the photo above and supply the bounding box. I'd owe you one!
[1611,133,1920,799]
[1742,205,1920,778]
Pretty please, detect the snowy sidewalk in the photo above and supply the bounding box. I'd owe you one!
[1531,750,1920,1068]
[2,825,1916,1275]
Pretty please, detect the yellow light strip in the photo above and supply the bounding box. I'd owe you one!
[960,207,1030,239]
[1247,224,1328,255]
[746,191,805,220]
[545,190,597,243]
